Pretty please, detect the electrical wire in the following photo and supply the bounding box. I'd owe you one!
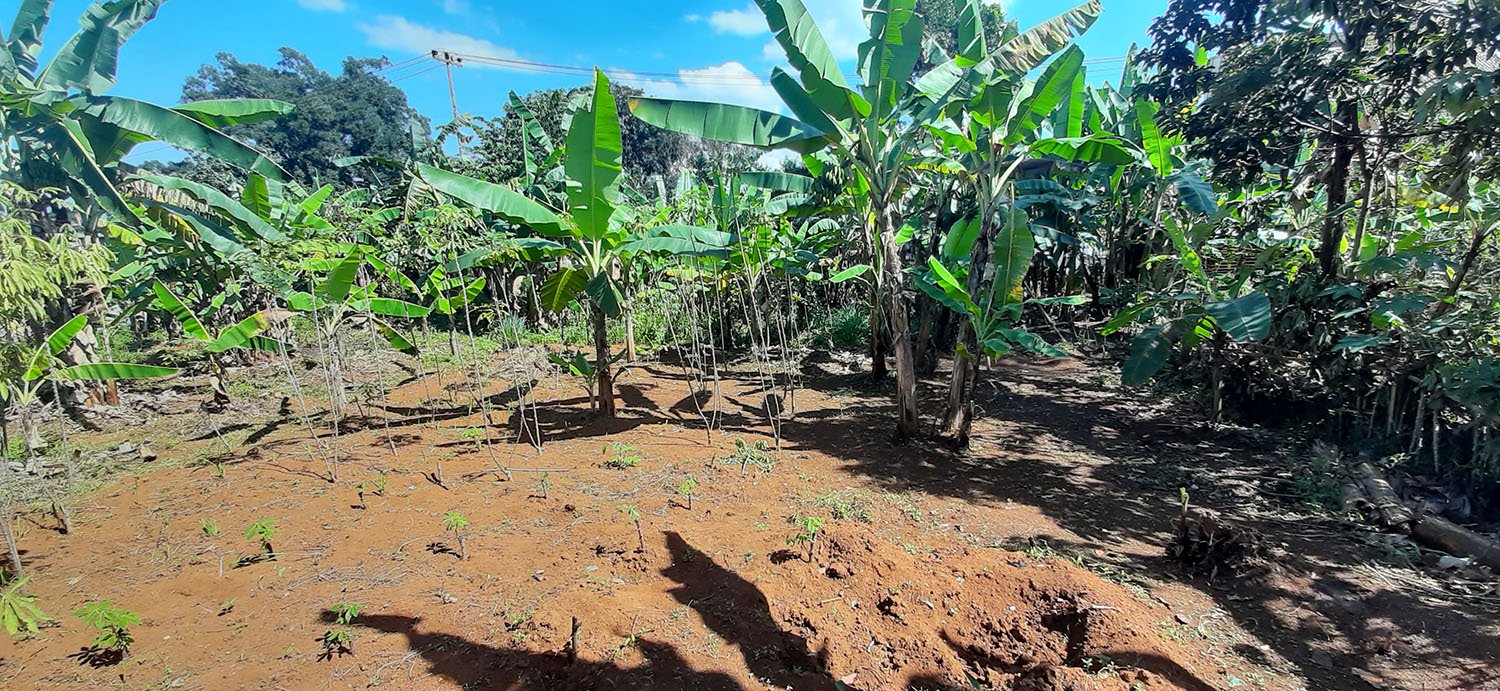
[448,50,1132,88]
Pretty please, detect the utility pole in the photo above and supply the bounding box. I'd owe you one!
[431,50,464,156]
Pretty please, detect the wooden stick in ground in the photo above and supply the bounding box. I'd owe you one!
[567,617,581,665]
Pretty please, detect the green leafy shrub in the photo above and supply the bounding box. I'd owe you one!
[1,576,51,637]
[73,601,139,658]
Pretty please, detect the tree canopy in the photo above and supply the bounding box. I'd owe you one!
[168,49,431,189]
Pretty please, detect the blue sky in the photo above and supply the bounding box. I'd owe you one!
[34,0,1166,162]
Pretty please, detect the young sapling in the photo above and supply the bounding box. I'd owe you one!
[619,504,645,553]
[537,473,552,499]
[603,442,641,469]
[246,518,277,557]
[371,471,388,496]
[319,602,361,660]
[787,516,825,563]
[73,600,139,663]
[200,519,220,537]
[676,475,698,510]
[441,511,469,560]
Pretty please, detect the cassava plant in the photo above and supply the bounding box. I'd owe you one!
[73,601,139,663]
[619,504,645,553]
[441,511,469,560]
[1,575,52,637]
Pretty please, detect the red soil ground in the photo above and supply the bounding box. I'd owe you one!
[1,352,1495,689]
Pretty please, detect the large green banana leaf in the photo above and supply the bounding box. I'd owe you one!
[565,70,623,242]
[173,99,293,129]
[627,97,829,153]
[138,173,285,241]
[81,96,286,179]
[59,363,178,381]
[417,164,564,236]
[38,0,164,93]
[206,312,271,353]
[151,281,209,340]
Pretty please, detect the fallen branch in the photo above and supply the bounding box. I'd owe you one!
[1355,462,1413,529]
[1411,514,1500,572]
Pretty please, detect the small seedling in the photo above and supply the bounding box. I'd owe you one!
[246,518,277,555]
[217,599,236,616]
[676,475,698,510]
[329,602,362,625]
[619,504,645,553]
[200,518,220,537]
[371,471,388,496]
[457,426,483,440]
[441,511,469,560]
[73,601,139,663]
[318,602,362,660]
[728,438,774,476]
[786,515,825,562]
[355,483,367,510]
[602,442,641,470]
[1,576,52,637]
[318,628,354,660]
[537,473,552,499]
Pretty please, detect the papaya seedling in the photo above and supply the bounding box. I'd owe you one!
[676,475,698,510]
[73,600,139,663]
[441,511,469,560]
[200,519,220,537]
[537,473,551,499]
[787,516,825,563]
[619,504,645,553]
[371,472,388,496]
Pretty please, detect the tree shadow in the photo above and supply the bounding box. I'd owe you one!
[661,531,837,690]
[779,359,1500,689]
[351,613,745,689]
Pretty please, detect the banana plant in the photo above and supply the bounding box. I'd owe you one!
[149,281,283,410]
[419,70,721,418]
[0,315,175,470]
[629,0,1104,437]
[0,0,289,224]
[282,252,427,410]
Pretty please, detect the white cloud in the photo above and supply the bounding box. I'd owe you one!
[440,0,469,14]
[801,0,864,61]
[617,61,784,114]
[698,0,862,62]
[756,148,801,169]
[707,4,765,36]
[358,15,519,65]
[297,0,348,11]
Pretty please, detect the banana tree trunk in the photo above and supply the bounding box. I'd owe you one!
[943,214,994,446]
[876,205,920,437]
[623,279,638,362]
[869,281,888,379]
[593,306,616,418]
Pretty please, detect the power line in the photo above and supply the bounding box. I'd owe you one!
[445,49,1132,88]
